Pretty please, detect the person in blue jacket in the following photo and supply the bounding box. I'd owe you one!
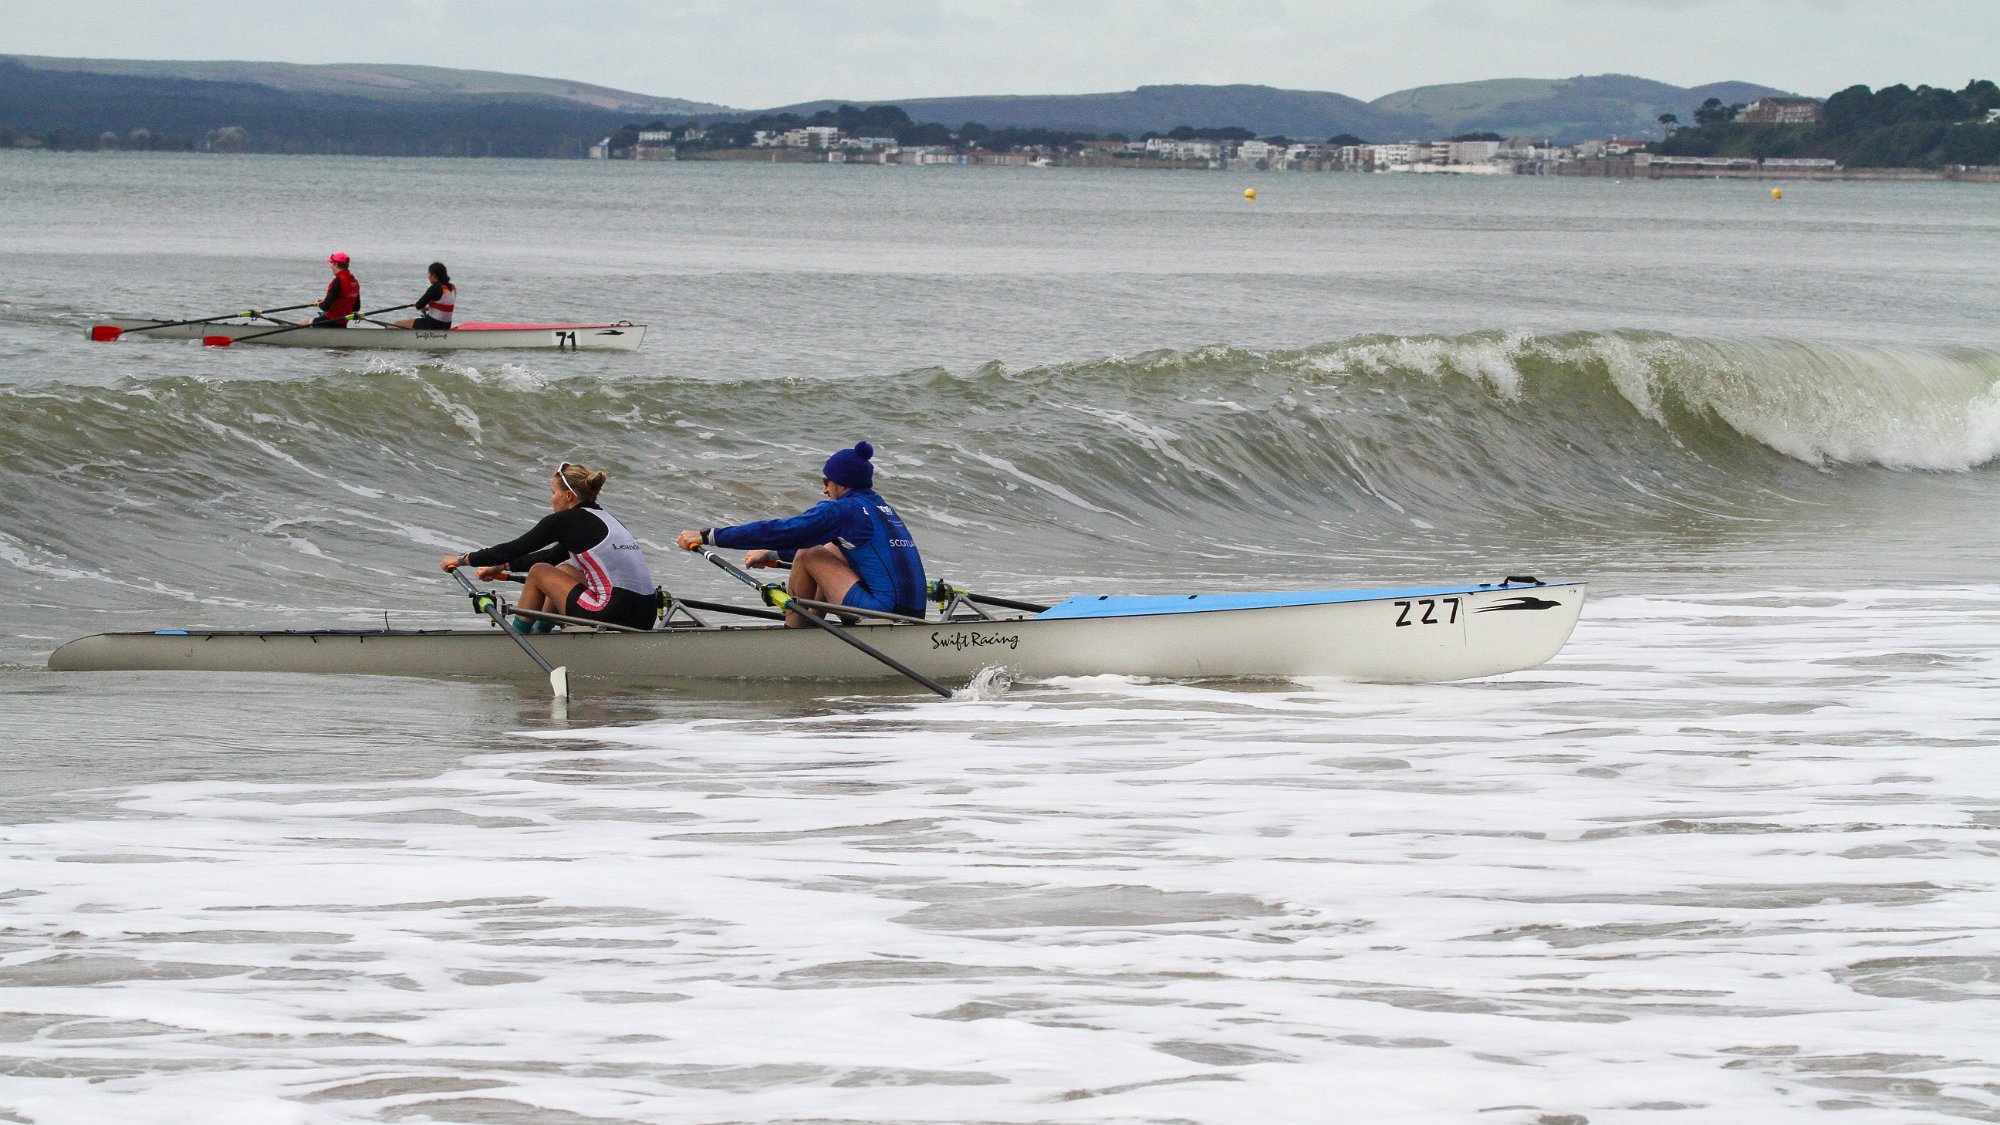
[676,441,926,627]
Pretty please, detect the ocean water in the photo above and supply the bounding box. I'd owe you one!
[1,152,1997,1123]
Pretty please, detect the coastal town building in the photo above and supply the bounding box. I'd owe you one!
[580,101,1905,178]
[634,130,678,160]
[1234,139,1281,167]
[1143,138,1223,162]
[1444,140,1503,163]
[754,126,843,148]
[1739,97,1824,124]
[1368,142,1425,169]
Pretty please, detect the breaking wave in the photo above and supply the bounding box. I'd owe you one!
[4,330,1998,620]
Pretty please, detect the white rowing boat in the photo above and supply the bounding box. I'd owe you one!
[89,319,646,352]
[48,579,1585,688]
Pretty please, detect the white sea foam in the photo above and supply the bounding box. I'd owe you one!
[1,589,1995,1122]
[1300,331,2000,472]
[1589,335,2000,471]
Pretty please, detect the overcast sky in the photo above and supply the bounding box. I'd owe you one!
[7,0,1994,108]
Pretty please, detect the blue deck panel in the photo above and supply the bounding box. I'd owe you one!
[1035,583,1549,621]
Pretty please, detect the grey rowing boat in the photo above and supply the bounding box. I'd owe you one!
[48,580,1585,687]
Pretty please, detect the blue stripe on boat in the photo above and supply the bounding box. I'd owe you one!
[1035,584,1542,620]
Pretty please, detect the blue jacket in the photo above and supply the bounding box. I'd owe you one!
[710,490,926,615]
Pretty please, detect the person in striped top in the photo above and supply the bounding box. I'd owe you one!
[396,262,457,330]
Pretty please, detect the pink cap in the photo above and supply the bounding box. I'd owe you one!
[326,251,350,264]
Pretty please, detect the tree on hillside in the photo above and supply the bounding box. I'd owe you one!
[1692,98,1738,126]
[1157,124,1254,141]
[1657,113,1679,135]
[1660,77,2000,167]
[897,121,953,146]
[810,104,915,136]
[1822,85,1874,134]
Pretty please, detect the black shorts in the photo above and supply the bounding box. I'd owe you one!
[563,585,658,630]
[309,317,349,328]
[412,316,450,330]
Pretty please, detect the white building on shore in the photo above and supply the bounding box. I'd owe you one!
[1142,138,1223,163]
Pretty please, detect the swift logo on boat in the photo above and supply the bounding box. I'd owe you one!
[1475,595,1562,612]
[931,630,1021,651]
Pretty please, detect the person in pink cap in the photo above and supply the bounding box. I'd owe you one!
[308,252,360,327]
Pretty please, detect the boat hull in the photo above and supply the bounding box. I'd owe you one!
[91,320,645,352]
[47,582,1585,687]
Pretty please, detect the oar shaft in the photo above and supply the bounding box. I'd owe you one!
[691,546,951,697]
[789,605,952,696]
[784,595,929,625]
[780,564,1049,614]
[211,303,413,345]
[92,302,318,341]
[963,591,1050,614]
[679,597,786,622]
[450,567,561,677]
[930,580,1050,614]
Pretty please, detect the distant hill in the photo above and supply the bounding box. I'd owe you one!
[6,55,728,116]
[768,75,1795,144]
[1369,75,1794,142]
[0,54,1802,155]
[0,58,686,157]
[764,84,1427,142]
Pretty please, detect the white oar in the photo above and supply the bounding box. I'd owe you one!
[450,567,569,698]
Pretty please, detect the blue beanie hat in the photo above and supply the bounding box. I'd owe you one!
[822,441,875,490]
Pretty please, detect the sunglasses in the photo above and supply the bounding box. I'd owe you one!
[556,462,582,497]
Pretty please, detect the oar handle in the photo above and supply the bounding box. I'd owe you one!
[689,545,951,698]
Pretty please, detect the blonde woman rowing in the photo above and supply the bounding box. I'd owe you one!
[441,462,656,633]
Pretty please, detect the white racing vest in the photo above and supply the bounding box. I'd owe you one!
[571,508,652,612]
[424,283,456,325]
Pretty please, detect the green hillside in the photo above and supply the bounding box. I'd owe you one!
[766,75,1795,145]
[1371,74,1793,141]
[2,55,1814,156]
[769,84,1425,142]
[7,55,727,116]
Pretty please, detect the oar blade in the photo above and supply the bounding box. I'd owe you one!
[202,335,234,347]
[89,325,123,342]
[549,665,570,699]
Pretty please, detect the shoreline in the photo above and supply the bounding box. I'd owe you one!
[7,147,1993,181]
[1559,157,1999,182]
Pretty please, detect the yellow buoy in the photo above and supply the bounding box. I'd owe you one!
[1243,187,1257,200]
[1772,187,1782,200]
